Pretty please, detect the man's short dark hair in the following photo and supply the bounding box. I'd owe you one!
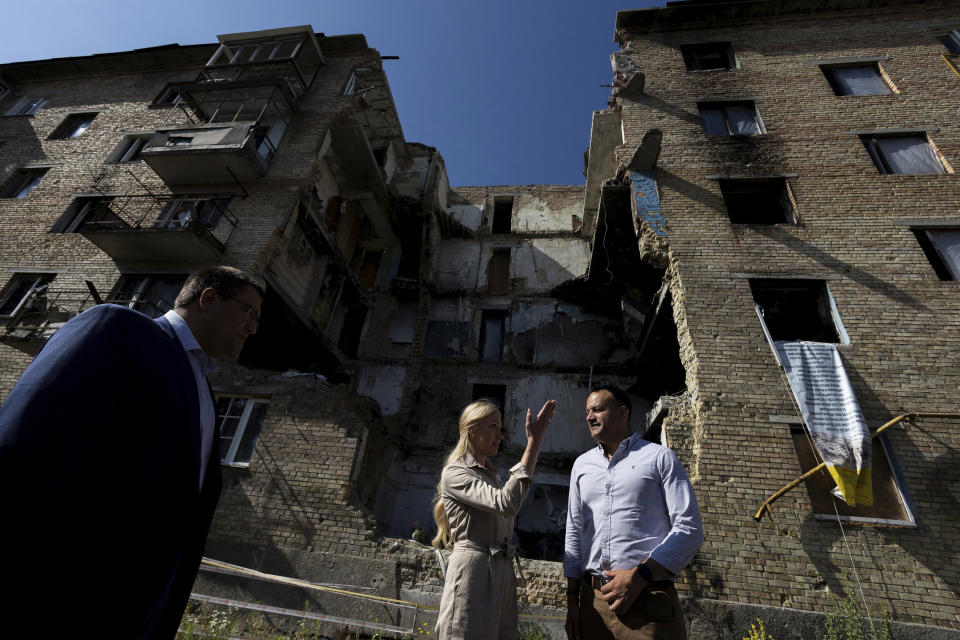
[590,385,632,419]
[174,266,264,309]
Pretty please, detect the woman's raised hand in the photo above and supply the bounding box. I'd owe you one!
[526,399,557,446]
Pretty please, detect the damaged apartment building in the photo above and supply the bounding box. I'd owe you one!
[592,0,960,634]
[2,0,960,636]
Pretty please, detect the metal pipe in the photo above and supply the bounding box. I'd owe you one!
[753,411,960,521]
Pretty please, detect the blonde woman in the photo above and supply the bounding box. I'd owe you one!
[432,398,557,640]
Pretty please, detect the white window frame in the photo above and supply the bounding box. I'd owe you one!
[861,134,947,175]
[821,63,893,96]
[698,101,765,137]
[216,396,270,467]
[0,274,53,318]
[5,96,48,116]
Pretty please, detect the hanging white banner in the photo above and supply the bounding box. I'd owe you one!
[773,341,873,506]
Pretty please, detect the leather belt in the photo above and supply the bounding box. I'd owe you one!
[582,572,674,591]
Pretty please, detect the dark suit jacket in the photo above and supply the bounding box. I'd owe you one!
[0,304,223,639]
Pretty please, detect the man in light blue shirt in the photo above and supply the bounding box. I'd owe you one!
[564,386,703,640]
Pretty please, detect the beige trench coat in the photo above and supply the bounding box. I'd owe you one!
[436,453,533,640]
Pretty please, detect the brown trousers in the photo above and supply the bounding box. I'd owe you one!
[579,580,687,640]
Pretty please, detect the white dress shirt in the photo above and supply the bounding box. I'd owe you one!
[564,434,703,579]
[162,310,217,490]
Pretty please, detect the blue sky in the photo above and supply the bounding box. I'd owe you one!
[1,0,665,186]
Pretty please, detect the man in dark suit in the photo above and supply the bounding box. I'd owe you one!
[0,266,262,639]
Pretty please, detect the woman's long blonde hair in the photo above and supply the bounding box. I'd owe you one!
[431,399,500,549]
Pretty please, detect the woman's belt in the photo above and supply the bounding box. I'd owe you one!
[453,538,516,559]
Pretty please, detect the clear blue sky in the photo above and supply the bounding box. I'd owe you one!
[0,0,665,187]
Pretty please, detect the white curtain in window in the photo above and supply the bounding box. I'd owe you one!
[700,107,728,136]
[877,137,944,174]
[726,105,761,135]
[832,66,890,95]
[928,230,960,279]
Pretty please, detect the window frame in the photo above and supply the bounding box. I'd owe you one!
[935,29,960,53]
[751,278,850,345]
[719,177,797,225]
[0,167,49,199]
[860,133,947,175]
[912,227,960,280]
[0,273,54,318]
[820,63,894,96]
[698,100,765,137]
[106,134,151,163]
[110,274,185,318]
[681,42,736,71]
[48,112,98,140]
[149,82,192,108]
[4,96,48,116]
[780,418,917,526]
[215,395,270,467]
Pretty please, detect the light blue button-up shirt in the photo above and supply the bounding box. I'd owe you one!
[564,434,703,580]
[163,310,216,490]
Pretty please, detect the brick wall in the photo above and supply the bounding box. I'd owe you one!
[616,0,960,627]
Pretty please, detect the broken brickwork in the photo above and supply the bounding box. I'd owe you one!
[605,0,960,629]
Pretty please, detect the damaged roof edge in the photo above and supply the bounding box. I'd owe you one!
[615,0,925,43]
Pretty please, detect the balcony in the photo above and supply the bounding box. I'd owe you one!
[1,287,176,344]
[202,28,323,99]
[1,288,95,343]
[68,194,238,261]
[141,120,283,186]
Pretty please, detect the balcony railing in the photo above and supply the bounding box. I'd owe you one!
[75,194,238,261]
[1,289,95,341]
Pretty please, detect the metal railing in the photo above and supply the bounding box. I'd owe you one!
[1,289,175,340]
[78,193,238,252]
[1,289,95,340]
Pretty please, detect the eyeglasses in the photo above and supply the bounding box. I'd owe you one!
[219,292,260,328]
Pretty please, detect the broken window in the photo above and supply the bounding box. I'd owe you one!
[491,198,513,234]
[698,101,764,137]
[216,396,270,466]
[0,273,53,317]
[681,42,736,70]
[157,198,229,229]
[860,134,946,174]
[479,310,506,362]
[0,168,48,199]
[51,196,120,233]
[821,64,893,96]
[936,29,960,53]
[110,274,185,318]
[750,279,846,343]
[790,423,914,524]
[48,112,97,140]
[719,178,796,224]
[106,134,150,163]
[912,228,960,280]
[472,384,506,415]
[487,249,510,295]
[5,96,47,116]
[424,321,470,357]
